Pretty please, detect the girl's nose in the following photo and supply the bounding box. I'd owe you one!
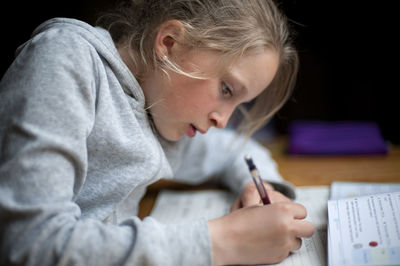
[208,110,230,129]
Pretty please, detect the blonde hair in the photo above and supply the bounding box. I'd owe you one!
[97,0,298,137]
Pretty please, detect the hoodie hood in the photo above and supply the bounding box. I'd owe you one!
[19,17,145,105]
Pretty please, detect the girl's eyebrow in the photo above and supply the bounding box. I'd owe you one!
[228,73,249,98]
[231,76,261,104]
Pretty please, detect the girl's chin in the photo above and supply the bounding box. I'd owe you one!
[157,129,185,142]
[159,126,197,141]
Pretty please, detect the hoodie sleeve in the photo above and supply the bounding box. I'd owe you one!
[172,128,296,198]
[0,22,212,266]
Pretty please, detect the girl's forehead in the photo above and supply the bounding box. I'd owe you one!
[179,48,231,77]
[216,47,278,74]
[231,48,280,100]
[177,46,278,91]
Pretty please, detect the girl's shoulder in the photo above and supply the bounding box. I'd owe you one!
[17,18,105,58]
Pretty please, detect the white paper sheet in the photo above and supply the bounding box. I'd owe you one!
[330,182,400,200]
[328,181,400,266]
[328,191,400,266]
[150,189,236,223]
[150,186,330,266]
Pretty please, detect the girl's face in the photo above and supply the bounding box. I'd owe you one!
[141,47,279,141]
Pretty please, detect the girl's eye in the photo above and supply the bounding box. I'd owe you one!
[221,83,233,97]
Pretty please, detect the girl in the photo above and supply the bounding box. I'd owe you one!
[0,0,314,265]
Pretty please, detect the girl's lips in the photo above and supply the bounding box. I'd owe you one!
[187,124,197,138]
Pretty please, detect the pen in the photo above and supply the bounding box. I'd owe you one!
[244,155,271,205]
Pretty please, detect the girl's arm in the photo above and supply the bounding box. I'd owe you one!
[0,23,212,266]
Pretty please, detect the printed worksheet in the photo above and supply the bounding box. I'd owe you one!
[150,186,330,266]
[328,191,400,266]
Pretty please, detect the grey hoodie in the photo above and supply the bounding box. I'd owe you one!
[0,18,293,266]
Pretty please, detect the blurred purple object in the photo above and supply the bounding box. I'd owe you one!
[288,121,388,155]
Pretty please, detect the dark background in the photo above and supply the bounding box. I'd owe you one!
[2,1,398,144]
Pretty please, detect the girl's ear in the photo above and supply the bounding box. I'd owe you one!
[154,20,185,60]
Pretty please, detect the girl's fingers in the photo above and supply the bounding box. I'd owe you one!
[293,220,315,238]
[291,202,308,219]
[292,237,302,251]
[263,181,274,190]
[268,190,291,203]
[275,202,315,238]
[230,197,242,212]
[241,190,262,207]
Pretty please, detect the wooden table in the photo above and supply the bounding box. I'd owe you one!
[138,137,400,219]
[263,137,400,186]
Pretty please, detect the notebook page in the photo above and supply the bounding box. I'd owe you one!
[150,186,330,266]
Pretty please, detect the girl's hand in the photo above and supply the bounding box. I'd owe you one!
[208,202,315,265]
[231,181,290,211]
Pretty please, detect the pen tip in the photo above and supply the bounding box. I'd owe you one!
[244,155,255,169]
